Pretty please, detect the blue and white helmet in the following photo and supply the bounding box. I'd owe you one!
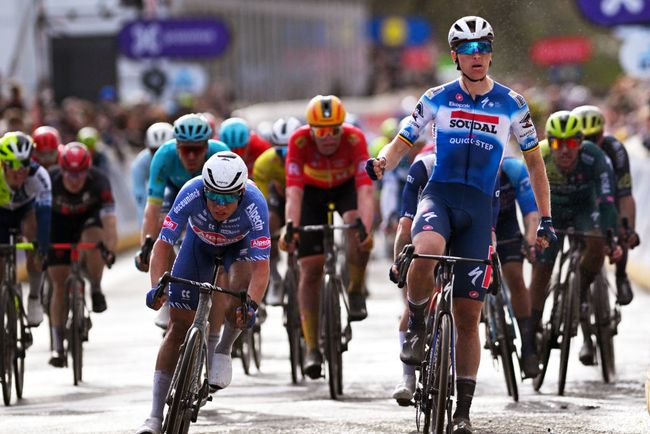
[202,151,248,193]
[173,113,212,141]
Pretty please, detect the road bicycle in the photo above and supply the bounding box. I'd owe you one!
[534,228,618,395]
[153,259,249,434]
[49,242,114,385]
[283,223,305,384]
[0,229,34,406]
[285,202,367,399]
[394,244,496,433]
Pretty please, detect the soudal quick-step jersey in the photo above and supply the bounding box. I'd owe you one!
[397,79,539,196]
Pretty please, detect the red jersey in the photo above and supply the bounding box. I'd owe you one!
[233,131,271,175]
[286,124,372,189]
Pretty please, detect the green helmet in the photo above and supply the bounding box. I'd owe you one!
[545,110,583,139]
[571,105,604,137]
[77,127,100,152]
[0,131,34,169]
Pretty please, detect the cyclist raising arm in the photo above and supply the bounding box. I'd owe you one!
[137,152,270,434]
[366,16,554,434]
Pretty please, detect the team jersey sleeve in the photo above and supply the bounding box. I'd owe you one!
[401,160,427,219]
[507,90,539,154]
[492,180,501,229]
[607,138,632,198]
[158,179,200,245]
[31,166,52,253]
[397,87,440,146]
[503,158,538,216]
[349,128,372,188]
[285,134,306,189]
[131,151,149,212]
[147,145,170,204]
[590,146,618,234]
[95,170,116,217]
[242,187,271,261]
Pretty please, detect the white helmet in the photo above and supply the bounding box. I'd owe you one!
[146,122,174,150]
[270,117,301,146]
[202,151,248,194]
[448,16,494,48]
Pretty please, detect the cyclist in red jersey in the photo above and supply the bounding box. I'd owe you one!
[32,126,62,169]
[218,117,271,176]
[281,95,374,379]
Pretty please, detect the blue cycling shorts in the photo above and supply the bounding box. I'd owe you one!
[411,182,493,301]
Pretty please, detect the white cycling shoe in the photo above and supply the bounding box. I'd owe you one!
[135,416,162,434]
[154,303,169,330]
[392,374,416,405]
[209,353,232,391]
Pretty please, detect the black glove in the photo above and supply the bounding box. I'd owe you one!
[536,216,557,249]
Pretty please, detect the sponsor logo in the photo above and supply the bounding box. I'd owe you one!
[407,174,414,183]
[449,101,471,108]
[173,189,200,214]
[449,110,499,134]
[509,90,526,108]
[455,93,464,102]
[423,225,433,230]
[181,290,191,300]
[481,245,495,289]
[480,97,490,108]
[191,223,246,245]
[600,172,612,194]
[449,136,494,151]
[469,290,479,299]
[423,211,437,222]
[163,215,178,230]
[519,112,534,129]
[245,203,264,231]
[425,86,444,99]
[251,236,271,249]
[468,267,483,286]
[412,102,424,121]
[287,162,301,176]
[580,153,595,165]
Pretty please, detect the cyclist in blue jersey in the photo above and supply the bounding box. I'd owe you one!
[137,152,270,434]
[494,156,540,378]
[367,16,555,434]
[131,122,174,226]
[136,114,229,273]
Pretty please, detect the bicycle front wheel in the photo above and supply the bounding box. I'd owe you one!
[558,271,579,396]
[68,279,84,386]
[593,273,616,383]
[1,284,15,406]
[13,285,26,399]
[163,327,202,434]
[285,270,304,384]
[323,274,343,400]
[429,313,452,434]
[495,295,519,402]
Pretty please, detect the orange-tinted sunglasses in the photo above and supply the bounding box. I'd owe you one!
[550,137,581,150]
[311,126,341,138]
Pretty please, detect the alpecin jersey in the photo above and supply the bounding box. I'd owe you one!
[397,78,538,196]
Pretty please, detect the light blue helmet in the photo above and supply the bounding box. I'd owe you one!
[219,117,250,150]
[173,113,212,142]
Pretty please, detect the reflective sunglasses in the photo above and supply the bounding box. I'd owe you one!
[204,188,241,205]
[311,126,341,138]
[455,40,493,55]
[63,170,88,179]
[178,144,207,157]
[2,159,30,171]
[550,137,581,150]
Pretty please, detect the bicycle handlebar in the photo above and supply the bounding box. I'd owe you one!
[154,272,248,305]
[50,241,115,269]
[285,217,367,242]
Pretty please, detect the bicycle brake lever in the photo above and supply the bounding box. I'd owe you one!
[154,272,171,298]
[396,244,415,288]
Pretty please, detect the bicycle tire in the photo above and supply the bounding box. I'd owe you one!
[323,274,342,399]
[534,283,561,391]
[593,273,616,383]
[13,286,25,399]
[163,327,201,434]
[252,325,262,370]
[430,313,452,434]
[284,265,304,384]
[239,329,253,375]
[558,270,579,396]
[69,278,84,386]
[495,296,519,402]
[1,285,14,406]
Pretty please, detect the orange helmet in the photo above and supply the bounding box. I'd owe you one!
[305,95,346,127]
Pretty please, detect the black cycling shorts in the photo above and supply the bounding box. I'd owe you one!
[48,211,103,265]
[297,179,357,258]
[0,201,34,244]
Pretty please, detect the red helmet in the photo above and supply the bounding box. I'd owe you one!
[32,126,61,152]
[58,142,91,172]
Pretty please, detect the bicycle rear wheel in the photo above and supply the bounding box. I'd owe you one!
[1,285,15,406]
[558,271,579,396]
[534,284,561,391]
[163,327,202,434]
[495,296,519,402]
[593,273,616,383]
[429,313,452,434]
[323,274,343,399]
[69,279,84,386]
[13,285,25,399]
[239,329,253,375]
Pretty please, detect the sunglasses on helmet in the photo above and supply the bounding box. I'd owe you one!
[204,188,241,205]
[550,137,581,150]
[311,126,342,138]
[455,40,493,55]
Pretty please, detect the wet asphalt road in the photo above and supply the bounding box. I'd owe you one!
[0,250,648,433]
